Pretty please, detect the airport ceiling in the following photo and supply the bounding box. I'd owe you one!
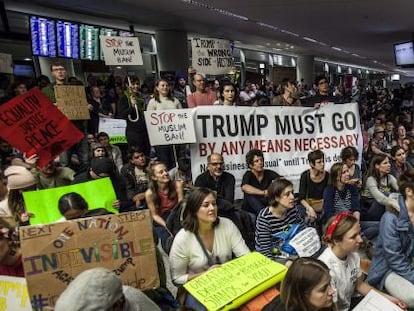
[5,0,414,75]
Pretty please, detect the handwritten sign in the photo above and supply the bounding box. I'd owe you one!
[100,36,143,66]
[0,88,84,167]
[54,85,90,120]
[0,53,13,74]
[190,104,363,198]
[288,227,321,257]
[20,210,159,310]
[191,38,233,75]
[0,276,32,311]
[144,109,196,146]
[23,178,118,225]
[184,252,287,311]
[98,118,127,144]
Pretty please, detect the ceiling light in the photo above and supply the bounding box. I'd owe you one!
[280,29,299,37]
[24,57,32,61]
[256,22,278,30]
[331,47,342,51]
[290,45,294,49]
[303,37,317,43]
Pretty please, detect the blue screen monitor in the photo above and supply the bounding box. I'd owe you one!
[30,16,57,57]
[56,20,79,59]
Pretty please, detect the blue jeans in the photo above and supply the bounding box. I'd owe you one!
[360,221,379,240]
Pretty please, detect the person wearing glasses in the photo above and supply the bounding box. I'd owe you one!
[194,153,235,205]
[305,75,344,108]
[241,149,280,216]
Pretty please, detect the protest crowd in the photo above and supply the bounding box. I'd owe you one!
[1,61,414,311]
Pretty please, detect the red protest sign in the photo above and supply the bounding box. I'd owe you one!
[0,88,84,167]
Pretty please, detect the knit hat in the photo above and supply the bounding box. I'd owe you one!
[54,268,123,311]
[4,166,37,190]
[90,142,106,152]
[90,157,114,176]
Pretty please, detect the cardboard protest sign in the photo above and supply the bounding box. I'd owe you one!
[191,38,233,75]
[184,252,287,311]
[20,210,159,309]
[0,276,32,310]
[98,118,127,144]
[0,88,84,168]
[144,109,196,146]
[0,53,13,74]
[54,85,90,120]
[190,104,363,198]
[23,178,118,225]
[100,36,143,66]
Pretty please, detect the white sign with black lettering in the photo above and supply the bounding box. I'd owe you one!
[100,36,143,66]
[288,227,321,257]
[191,38,233,74]
[144,109,196,146]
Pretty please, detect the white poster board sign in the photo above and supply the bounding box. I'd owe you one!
[100,36,143,66]
[145,109,196,146]
[190,104,362,199]
[353,289,403,311]
[0,53,13,74]
[289,227,321,257]
[0,276,32,310]
[191,38,233,74]
[99,118,127,144]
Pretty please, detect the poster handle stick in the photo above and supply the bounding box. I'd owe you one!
[173,145,178,168]
[127,75,140,123]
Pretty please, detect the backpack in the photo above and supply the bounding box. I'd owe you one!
[272,224,302,256]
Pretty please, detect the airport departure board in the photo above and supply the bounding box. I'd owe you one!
[57,20,79,58]
[80,24,100,60]
[30,16,57,57]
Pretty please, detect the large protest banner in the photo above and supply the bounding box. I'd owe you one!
[144,109,196,146]
[191,38,233,75]
[20,210,159,310]
[184,252,287,311]
[190,104,362,198]
[54,85,90,120]
[23,178,118,225]
[100,36,143,66]
[0,88,84,168]
[98,118,127,144]
[0,276,32,310]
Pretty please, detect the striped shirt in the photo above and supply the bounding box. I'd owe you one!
[255,206,305,258]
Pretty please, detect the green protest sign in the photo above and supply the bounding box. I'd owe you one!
[23,178,118,225]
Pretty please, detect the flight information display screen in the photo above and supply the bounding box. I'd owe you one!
[56,20,79,58]
[30,16,57,57]
[80,24,100,60]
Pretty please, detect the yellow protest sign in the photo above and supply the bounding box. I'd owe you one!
[54,85,90,120]
[0,276,32,310]
[184,252,287,311]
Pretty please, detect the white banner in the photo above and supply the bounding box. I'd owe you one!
[99,36,143,66]
[0,276,32,310]
[190,104,362,199]
[191,38,233,75]
[0,53,13,74]
[98,118,127,144]
[144,109,197,146]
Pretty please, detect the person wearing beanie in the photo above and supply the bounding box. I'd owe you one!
[54,268,161,311]
[89,142,109,160]
[4,166,37,224]
[0,221,24,277]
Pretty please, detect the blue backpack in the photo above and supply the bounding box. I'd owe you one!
[271,224,302,256]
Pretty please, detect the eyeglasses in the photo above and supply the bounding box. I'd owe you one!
[209,162,224,166]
